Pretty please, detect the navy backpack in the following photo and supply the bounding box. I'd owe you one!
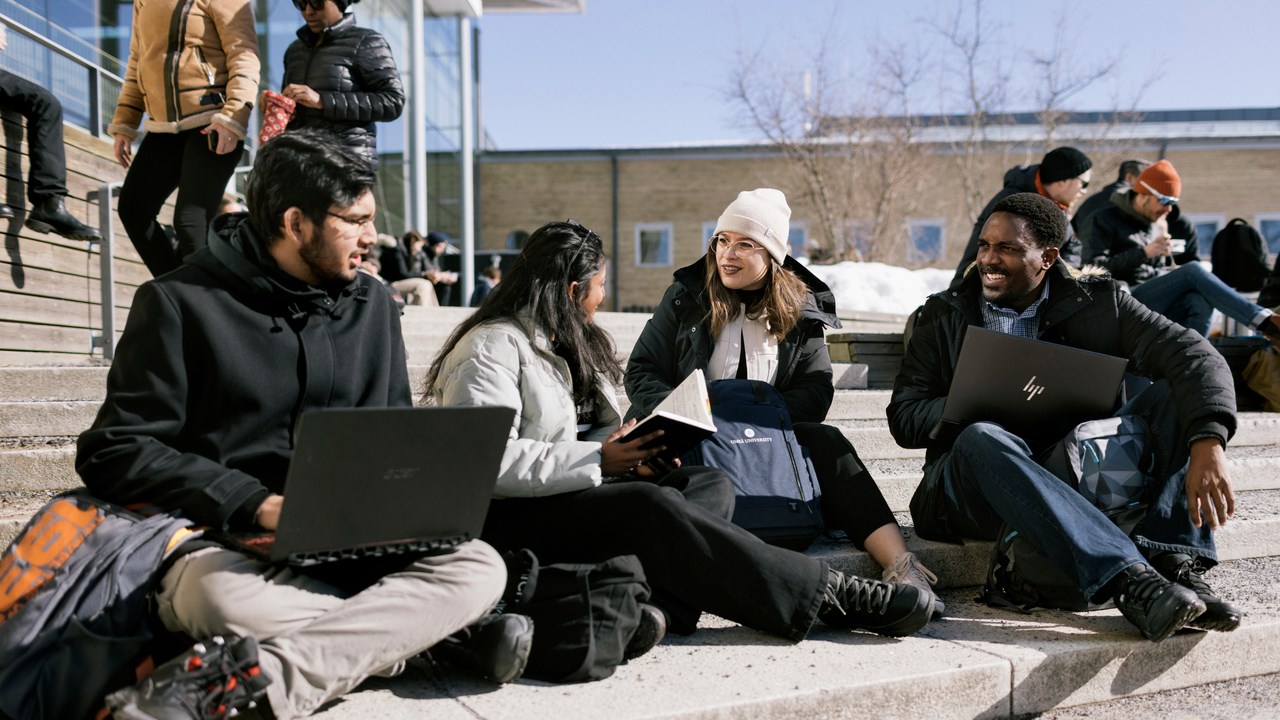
[683,379,824,550]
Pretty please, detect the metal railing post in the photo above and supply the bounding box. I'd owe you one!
[87,182,121,360]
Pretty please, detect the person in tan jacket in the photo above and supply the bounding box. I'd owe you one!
[109,0,260,278]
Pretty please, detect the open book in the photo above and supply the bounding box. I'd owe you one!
[621,369,716,463]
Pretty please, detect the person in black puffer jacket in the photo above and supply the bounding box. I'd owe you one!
[282,0,404,168]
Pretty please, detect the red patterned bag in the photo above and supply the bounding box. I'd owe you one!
[258,89,297,145]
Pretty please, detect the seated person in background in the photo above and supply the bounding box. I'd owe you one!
[951,146,1093,286]
[427,220,935,648]
[424,231,459,305]
[77,130,522,719]
[891,192,1243,643]
[217,193,249,216]
[624,188,943,616]
[379,229,438,306]
[1081,159,1280,345]
[470,264,501,307]
[1070,158,1151,235]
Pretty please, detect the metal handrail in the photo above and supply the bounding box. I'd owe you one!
[0,13,126,138]
[87,182,122,360]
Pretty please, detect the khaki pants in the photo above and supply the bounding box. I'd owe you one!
[156,540,504,718]
[391,278,438,306]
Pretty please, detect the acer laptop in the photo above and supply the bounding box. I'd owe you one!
[939,326,1128,442]
[219,405,515,567]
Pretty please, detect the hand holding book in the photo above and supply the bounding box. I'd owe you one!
[618,370,717,467]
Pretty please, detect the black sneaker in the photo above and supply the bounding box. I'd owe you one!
[430,613,533,684]
[623,603,667,660]
[1113,563,1206,642]
[817,569,932,637]
[1149,552,1242,631]
[106,635,271,719]
[25,196,101,241]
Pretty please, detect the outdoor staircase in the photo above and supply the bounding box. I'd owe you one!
[2,305,1279,718]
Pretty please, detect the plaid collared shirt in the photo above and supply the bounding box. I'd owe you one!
[980,279,1051,338]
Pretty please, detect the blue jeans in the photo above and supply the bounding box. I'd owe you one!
[938,383,1215,601]
[1131,261,1263,337]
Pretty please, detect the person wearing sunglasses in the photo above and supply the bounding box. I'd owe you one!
[951,146,1094,287]
[281,0,404,170]
[109,0,260,278]
[623,189,945,618]
[1081,159,1280,346]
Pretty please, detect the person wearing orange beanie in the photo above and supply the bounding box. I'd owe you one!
[1081,159,1280,347]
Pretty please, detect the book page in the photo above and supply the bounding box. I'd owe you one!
[651,369,713,427]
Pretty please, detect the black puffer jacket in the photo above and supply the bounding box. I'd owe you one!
[950,165,1083,286]
[888,261,1236,543]
[76,213,411,530]
[1080,190,1200,287]
[624,257,841,424]
[282,13,404,165]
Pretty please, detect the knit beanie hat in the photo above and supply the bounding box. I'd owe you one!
[1134,159,1182,199]
[713,189,791,265]
[1038,146,1092,184]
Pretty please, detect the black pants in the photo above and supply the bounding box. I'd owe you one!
[118,128,242,277]
[794,422,897,548]
[0,69,67,204]
[480,467,827,642]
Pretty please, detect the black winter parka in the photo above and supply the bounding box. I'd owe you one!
[624,257,841,425]
[76,214,411,530]
[888,262,1236,543]
[282,13,404,164]
[1080,190,1201,287]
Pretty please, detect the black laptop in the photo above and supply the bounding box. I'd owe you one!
[938,326,1129,442]
[219,405,515,567]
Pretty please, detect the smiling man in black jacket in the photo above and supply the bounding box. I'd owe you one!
[77,130,519,719]
[891,192,1242,643]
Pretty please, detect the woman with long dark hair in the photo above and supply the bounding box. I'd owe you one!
[426,220,933,647]
[624,189,944,616]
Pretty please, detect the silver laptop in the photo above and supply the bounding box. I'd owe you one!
[939,326,1128,442]
[220,405,515,566]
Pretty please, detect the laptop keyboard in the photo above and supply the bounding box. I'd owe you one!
[289,536,467,567]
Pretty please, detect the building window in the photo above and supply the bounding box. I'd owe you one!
[788,222,808,258]
[701,221,717,255]
[907,219,945,264]
[1256,214,1280,256]
[636,223,673,267]
[1183,213,1224,259]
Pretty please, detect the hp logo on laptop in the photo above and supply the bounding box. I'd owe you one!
[1023,375,1045,401]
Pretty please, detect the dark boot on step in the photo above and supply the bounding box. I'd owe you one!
[25,195,100,241]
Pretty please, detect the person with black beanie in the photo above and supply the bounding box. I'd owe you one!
[950,146,1092,286]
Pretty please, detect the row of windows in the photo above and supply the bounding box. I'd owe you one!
[1184,214,1280,259]
[631,220,949,267]
[625,214,1280,268]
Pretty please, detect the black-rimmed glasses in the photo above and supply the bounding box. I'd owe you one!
[327,211,375,231]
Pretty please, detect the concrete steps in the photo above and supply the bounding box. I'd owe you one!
[3,306,1280,718]
[297,556,1280,719]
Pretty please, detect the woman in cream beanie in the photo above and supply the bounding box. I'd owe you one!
[624,189,945,617]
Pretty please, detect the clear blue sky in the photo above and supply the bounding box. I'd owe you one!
[476,0,1280,150]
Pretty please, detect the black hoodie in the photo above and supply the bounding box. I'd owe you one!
[77,213,411,530]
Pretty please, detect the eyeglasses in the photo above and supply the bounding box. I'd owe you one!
[711,234,762,256]
[292,0,328,11]
[327,211,375,231]
[1138,180,1179,206]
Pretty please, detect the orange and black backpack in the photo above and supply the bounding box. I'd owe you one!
[0,491,193,719]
